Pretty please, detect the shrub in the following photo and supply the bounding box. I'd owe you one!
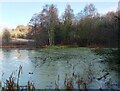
[2,29,11,45]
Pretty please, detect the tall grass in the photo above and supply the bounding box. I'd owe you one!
[3,65,35,91]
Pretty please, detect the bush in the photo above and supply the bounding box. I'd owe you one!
[2,29,11,45]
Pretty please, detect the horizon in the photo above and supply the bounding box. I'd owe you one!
[0,1,119,30]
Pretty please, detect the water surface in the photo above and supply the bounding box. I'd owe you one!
[1,47,120,89]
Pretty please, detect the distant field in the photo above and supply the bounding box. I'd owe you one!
[11,38,34,45]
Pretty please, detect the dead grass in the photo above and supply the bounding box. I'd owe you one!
[3,65,35,91]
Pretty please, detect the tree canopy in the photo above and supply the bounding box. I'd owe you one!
[10,3,119,47]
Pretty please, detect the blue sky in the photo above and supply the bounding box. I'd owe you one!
[0,1,119,29]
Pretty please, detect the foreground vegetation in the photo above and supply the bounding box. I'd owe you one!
[2,64,90,90]
[3,65,35,91]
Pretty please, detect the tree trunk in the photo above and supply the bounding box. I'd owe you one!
[48,29,54,46]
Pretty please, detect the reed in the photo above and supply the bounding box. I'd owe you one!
[3,65,35,91]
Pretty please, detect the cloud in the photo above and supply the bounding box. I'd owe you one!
[98,5,118,14]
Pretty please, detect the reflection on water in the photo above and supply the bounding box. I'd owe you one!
[1,48,120,89]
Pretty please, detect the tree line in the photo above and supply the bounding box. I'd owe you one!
[2,3,120,47]
[27,3,119,47]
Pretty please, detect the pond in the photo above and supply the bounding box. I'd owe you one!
[1,47,120,89]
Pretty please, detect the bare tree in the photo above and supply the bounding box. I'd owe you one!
[41,4,58,46]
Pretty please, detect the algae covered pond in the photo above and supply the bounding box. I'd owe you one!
[1,47,120,89]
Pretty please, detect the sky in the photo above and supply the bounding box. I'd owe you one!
[0,0,119,29]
